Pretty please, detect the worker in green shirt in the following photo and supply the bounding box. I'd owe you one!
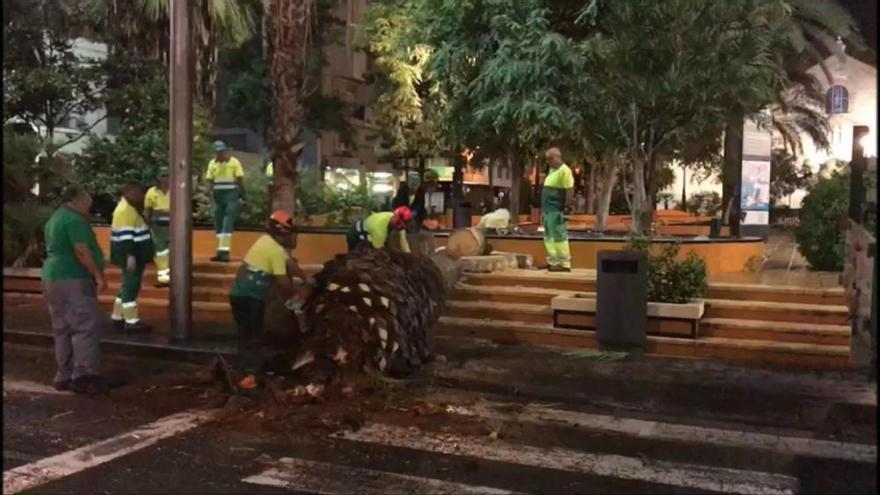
[42,187,108,395]
[229,210,305,393]
[206,140,245,262]
[110,182,155,332]
[542,147,574,272]
[346,206,417,253]
[144,168,171,287]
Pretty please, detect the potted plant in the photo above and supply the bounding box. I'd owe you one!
[551,240,708,338]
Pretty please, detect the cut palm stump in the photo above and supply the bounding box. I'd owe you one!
[446,228,492,257]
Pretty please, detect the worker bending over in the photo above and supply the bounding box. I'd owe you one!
[542,147,574,272]
[110,182,154,332]
[346,206,417,253]
[228,211,305,394]
[144,168,171,287]
[206,140,245,262]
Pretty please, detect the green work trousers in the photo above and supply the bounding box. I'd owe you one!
[112,263,146,325]
[213,192,241,259]
[543,210,571,269]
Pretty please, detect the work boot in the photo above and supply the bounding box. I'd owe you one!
[154,280,170,288]
[210,253,230,263]
[236,374,261,396]
[548,265,571,273]
[71,375,109,396]
[53,379,72,392]
[122,322,152,333]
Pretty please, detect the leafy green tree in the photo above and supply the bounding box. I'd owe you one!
[3,3,108,155]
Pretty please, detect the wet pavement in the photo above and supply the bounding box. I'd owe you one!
[3,336,876,495]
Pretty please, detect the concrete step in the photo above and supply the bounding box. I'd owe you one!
[445,300,552,324]
[704,299,848,326]
[451,283,562,306]
[701,318,850,346]
[462,271,845,306]
[437,316,853,370]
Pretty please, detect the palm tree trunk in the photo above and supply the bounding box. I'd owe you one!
[722,115,744,237]
[268,0,314,215]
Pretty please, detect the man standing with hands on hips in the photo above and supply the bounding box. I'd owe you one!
[206,140,245,262]
[542,147,574,272]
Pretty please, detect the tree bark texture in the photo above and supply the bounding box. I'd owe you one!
[268,0,314,216]
[586,163,596,215]
[594,155,620,233]
[722,116,744,237]
[509,155,524,221]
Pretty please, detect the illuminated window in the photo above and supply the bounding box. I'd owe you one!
[826,85,849,114]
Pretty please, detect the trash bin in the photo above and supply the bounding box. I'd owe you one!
[596,250,648,352]
[453,202,472,228]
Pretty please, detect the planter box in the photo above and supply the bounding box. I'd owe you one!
[550,293,705,339]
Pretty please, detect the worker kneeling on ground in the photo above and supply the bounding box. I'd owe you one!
[346,206,417,253]
[144,168,171,287]
[228,211,306,394]
[110,182,154,333]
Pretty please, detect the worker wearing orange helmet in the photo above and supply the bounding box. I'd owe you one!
[346,206,417,253]
[228,210,307,394]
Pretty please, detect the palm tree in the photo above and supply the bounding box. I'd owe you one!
[267,0,316,215]
[83,0,258,107]
[720,0,863,235]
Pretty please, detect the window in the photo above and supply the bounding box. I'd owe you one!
[826,85,849,114]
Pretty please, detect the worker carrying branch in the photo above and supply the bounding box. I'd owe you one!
[228,210,306,394]
[346,206,418,253]
[110,182,154,332]
[206,140,245,262]
[144,168,171,287]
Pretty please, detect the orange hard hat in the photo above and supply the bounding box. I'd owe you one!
[269,210,295,233]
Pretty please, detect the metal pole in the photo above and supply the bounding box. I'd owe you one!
[169,0,193,341]
[850,126,869,223]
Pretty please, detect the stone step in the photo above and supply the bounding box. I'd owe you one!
[701,318,850,346]
[704,299,849,326]
[437,317,853,370]
[445,300,552,324]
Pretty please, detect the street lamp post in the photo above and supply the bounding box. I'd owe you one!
[169,0,193,341]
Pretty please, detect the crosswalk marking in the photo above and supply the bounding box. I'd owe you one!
[437,396,877,464]
[243,457,521,494]
[3,409,216,494]
[334,423,799,495]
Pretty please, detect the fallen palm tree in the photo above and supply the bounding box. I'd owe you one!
[261,232,462,397]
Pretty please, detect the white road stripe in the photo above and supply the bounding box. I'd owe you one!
[3,409,216,494]
[437,397,877,464]
[243,457,520,495]
[334,423,799,495]
[4,380,68,396]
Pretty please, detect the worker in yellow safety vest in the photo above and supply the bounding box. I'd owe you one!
[144,168,171,287]
[346,207,417,253]
[206,141,245,262]
[542,147,574,272]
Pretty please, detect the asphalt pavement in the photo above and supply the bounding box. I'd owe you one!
[3,339,877,494]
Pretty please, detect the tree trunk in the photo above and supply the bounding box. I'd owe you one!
[680,165,687,211]
[594,158,619,233]
[452,150,464,205]
[630,151,649,235]
[586,163,596,214]
[722,116,744,237]
[268,0,314,216]
[509,154,524,222]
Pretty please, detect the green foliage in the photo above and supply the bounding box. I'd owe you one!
[296,171,380,227]
[795,171,848,271]
[3,129,43,203]
[627,239,709,304]
[770,149,813,204]
[3,7,108,151]
[73,62,214,220]
[3,202,55,267]
[686,192,722,217]
[238,173,271,228]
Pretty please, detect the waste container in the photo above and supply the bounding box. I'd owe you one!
[453,202,472,228]
[596,250,648,352]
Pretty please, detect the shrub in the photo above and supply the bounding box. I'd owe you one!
[295,171,380,227]
[795,171,848,271]
[626,238,708,304]
[3,202,55,267]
